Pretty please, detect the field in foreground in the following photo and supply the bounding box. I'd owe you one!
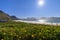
[0,22,60,40]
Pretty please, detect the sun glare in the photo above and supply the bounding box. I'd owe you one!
[38,0,45,6]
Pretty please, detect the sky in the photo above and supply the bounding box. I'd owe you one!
[0,0,60,18]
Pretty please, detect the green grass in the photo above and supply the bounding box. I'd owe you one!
[0,21,60,40]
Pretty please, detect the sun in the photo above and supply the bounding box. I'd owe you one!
[38,0,45,6]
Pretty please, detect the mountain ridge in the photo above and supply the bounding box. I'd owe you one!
[0,10,19,20]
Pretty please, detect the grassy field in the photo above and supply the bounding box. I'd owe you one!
[0,21,60,40]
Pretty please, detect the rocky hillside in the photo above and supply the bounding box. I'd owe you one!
[0,10,11,20]
[0,10,19,20]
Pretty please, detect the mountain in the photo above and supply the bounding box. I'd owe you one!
[0,10,11,20]
[0,10,20,20]
[48,17,60,20]
[10,16,20,20]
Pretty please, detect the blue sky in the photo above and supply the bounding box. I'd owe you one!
[0,0,60,18]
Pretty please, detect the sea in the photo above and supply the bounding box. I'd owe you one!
[21,19,60,23]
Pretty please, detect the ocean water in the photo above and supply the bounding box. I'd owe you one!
[14,19,60,23]
[46,19,60,23]
[25,19,60,23]
[37,19,60,23]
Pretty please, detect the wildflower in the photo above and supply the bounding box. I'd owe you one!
[10,33,13,36]
[19,36,21,38]
[24,30,27,32]
[43,36,45,39]
[3,32,6,35]
[39,39,42,40]
[1,39,4,40]
[32,34,35,38]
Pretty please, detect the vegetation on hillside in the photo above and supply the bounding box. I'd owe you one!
[0,22,60,40]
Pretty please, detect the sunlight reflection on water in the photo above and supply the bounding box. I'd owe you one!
[38,20,47,22]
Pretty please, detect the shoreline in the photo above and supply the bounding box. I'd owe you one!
[14,20,60,26]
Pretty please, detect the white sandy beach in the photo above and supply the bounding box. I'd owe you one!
[14,20,60,26]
